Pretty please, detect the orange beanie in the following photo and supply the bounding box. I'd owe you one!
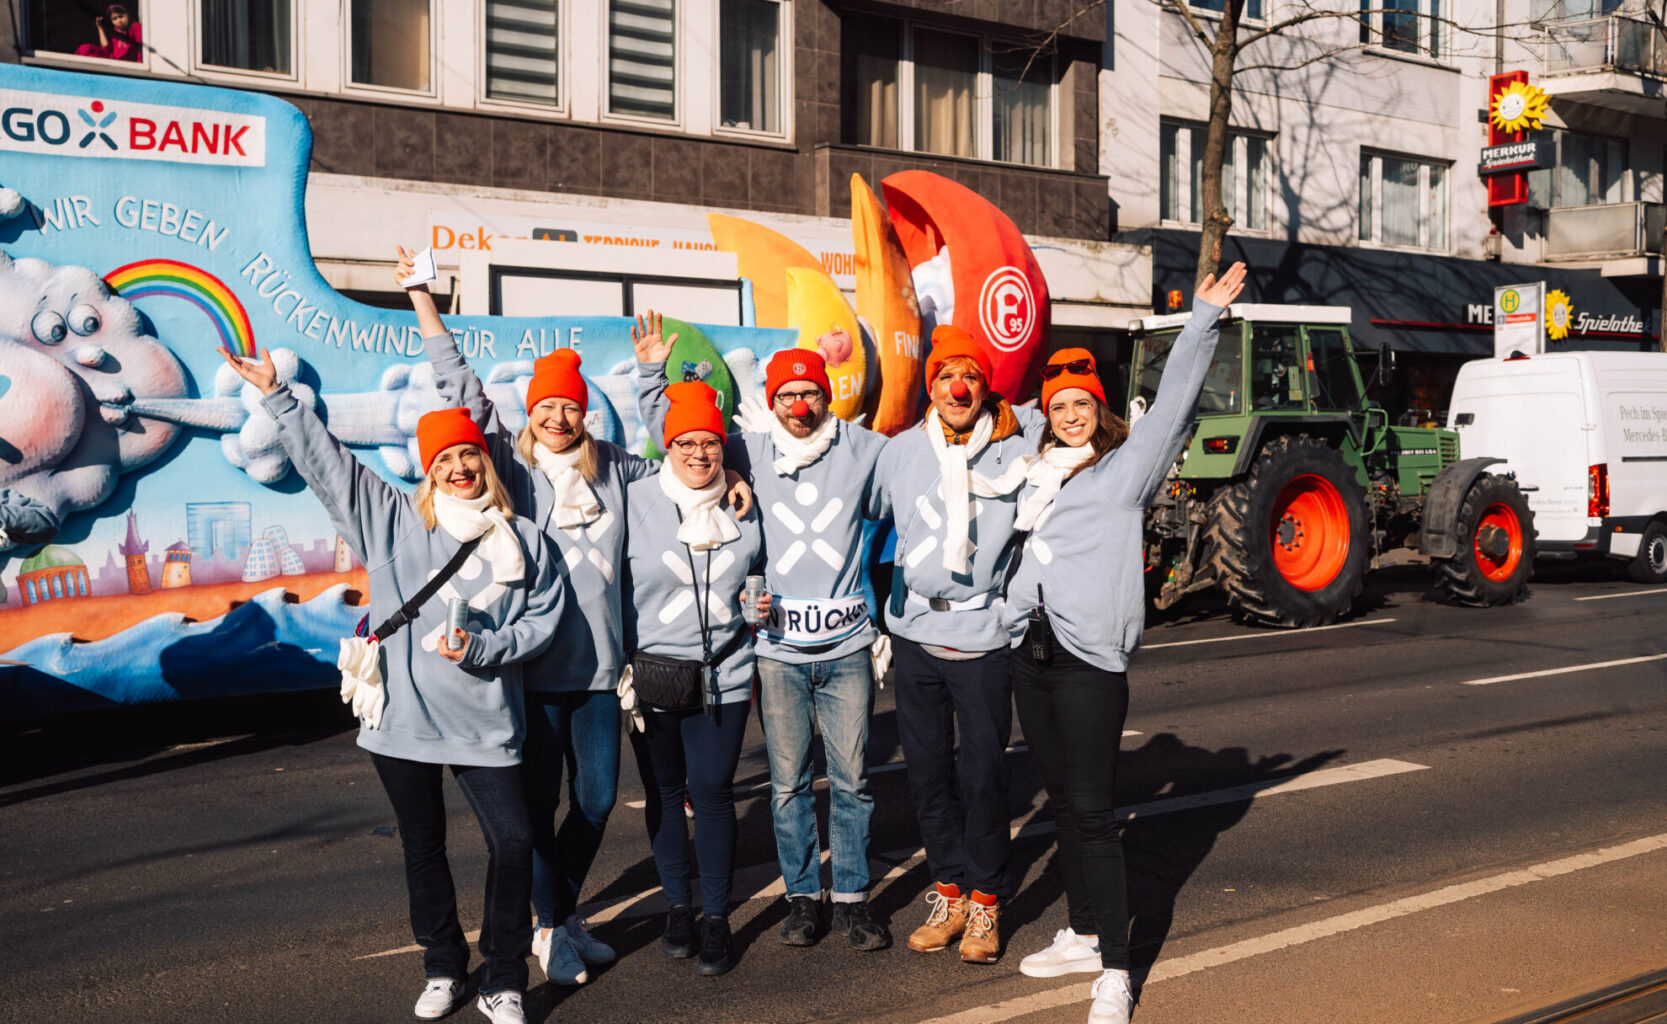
[526,348,588,414]
[662,381,726,446]
[1040,348,1107,409]
[765,348,832,403]
[924,324,994,387]
[416,407,489,474]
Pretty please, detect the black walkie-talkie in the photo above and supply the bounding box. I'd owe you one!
[1027,584,1054,664]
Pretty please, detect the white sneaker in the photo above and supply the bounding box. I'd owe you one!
[542,926,589,985]
[1019,927,1102,978]
[530,926,549,967]
[414,977,462,1019]
[1087,969,1133,1024]
[564,915,617,965]
[476,990,525,1024]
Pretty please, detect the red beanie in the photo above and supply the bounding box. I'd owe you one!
[1040,347,1107,409]
[526,348,587,415]
[925,324,994,388]
[765,348,832,404]
[663,381,726,446]
[417,407,490,474]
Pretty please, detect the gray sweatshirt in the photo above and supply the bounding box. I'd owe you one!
[624,477,764,704]
[636,361,887,665]
[426,334,655,693]
[869,404,1046,653]
[262,384,566,766]
[1004,300,1224,672]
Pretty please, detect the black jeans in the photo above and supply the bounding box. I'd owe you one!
[891,637,1013,898]
[370,753,533,994]
[1010,642,1131,970]
[628,701,751,916]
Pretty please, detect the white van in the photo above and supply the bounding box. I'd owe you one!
[1447,351,1667,583]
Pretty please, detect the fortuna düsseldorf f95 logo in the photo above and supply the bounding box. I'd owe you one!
[978,266,1035,352]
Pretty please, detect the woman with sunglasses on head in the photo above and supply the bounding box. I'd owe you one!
[1003,262,1245,1024]
[623,381,766,978]
[220,346,565,1024]
[396,249,751,988]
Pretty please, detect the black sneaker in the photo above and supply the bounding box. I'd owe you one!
[696,914,734,976]
[662,905,697,959]
[832,900,893,951]
[779,896,821,946]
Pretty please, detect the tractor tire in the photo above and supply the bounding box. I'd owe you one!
[1204,435,1370,627]
[1434,473,1536,606]
[1625,520,1667,584]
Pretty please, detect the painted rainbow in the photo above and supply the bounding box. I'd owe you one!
[104,259,256,357]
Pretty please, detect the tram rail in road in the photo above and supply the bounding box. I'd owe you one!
[1472,968,1667,1024]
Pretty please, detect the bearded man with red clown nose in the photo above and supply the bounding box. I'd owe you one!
[634,313,894,953]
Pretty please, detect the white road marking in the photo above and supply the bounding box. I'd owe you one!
[1142,618,1399,650]
[907,832,1667,1024]
[1461,653,1667,686]
[357,753,1417,962]
[1574,587,1667,602]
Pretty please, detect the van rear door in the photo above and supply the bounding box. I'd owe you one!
[1449,360,1589,544]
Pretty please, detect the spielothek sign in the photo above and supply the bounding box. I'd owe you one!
[0,88,266,167]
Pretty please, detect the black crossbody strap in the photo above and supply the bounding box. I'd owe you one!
[373,536,484,642]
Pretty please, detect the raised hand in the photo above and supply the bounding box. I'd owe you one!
[631,310,678,364]
[394,245,425,292]
[1197,261,1248,309]
[218,346,280,396]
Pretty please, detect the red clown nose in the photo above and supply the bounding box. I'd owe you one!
[790,399,811,418]
[950,380,971,401]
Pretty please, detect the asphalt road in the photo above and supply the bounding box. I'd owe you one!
[1,559,1663,1024]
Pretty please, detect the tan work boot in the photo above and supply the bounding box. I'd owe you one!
[959,890,1002,963]
[907,882,969,952]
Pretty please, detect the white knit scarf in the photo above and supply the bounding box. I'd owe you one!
[926,408,1030,574]
[431,490,525,583]
[1013,442,1097,532]
[770,413,838,476]
[532,442,601,527]
[658,467,741,551]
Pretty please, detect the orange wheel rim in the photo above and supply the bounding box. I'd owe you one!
[1269,474,1351,591]
[1474,502,1524,582]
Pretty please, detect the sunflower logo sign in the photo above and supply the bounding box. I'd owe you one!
[1490,81,1550,134]
[1546,289,1574,340]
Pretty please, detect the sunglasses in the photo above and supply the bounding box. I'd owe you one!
[1040,358,1095,380]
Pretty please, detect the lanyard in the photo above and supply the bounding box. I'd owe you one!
[672,508,715,662]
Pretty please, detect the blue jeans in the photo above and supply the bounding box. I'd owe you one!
[757,651,875,900]
[523,690,621,928]
[370,752,532,995]
[628,701,751,916]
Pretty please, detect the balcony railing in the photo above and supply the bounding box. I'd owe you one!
[1544,201,1666,260]
[1544,14,1667,75]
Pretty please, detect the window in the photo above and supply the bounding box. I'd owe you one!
[609,0,677,121]
[24,0,146,62]
[485,0,559,105]
[350,0,432,92]
[1135,326,1245,416]
[719,0,782,133]
[1306,328,1364,411]
[1360,0,1444,59]
[841,18,1056,168]
[1528,130,1626,208]
[1359,152,1448,250]
[1190,0,1263,21]
[201,0,291,75]
[1160,122,1271,231]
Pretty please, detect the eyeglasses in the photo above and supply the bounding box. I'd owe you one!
[1040,358,1095,381]
[670,439,723,456]
[774,389,826,407]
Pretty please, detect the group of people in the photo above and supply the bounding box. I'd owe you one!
[218,247,1247,1024]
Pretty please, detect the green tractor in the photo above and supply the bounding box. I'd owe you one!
[1128,305,1535,627]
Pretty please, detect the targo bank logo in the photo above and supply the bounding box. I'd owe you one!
[0,88,267,167]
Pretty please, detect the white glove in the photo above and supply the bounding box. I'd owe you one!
[617,665,645,732]
[732,390,774,434]
[337,637,386,730]
[870,634,892,689]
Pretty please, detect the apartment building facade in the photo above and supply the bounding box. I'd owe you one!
[1104,0,1666,420]
[4,0,1150,341]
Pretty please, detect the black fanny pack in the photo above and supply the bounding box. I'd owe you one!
[630,628,747,713]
